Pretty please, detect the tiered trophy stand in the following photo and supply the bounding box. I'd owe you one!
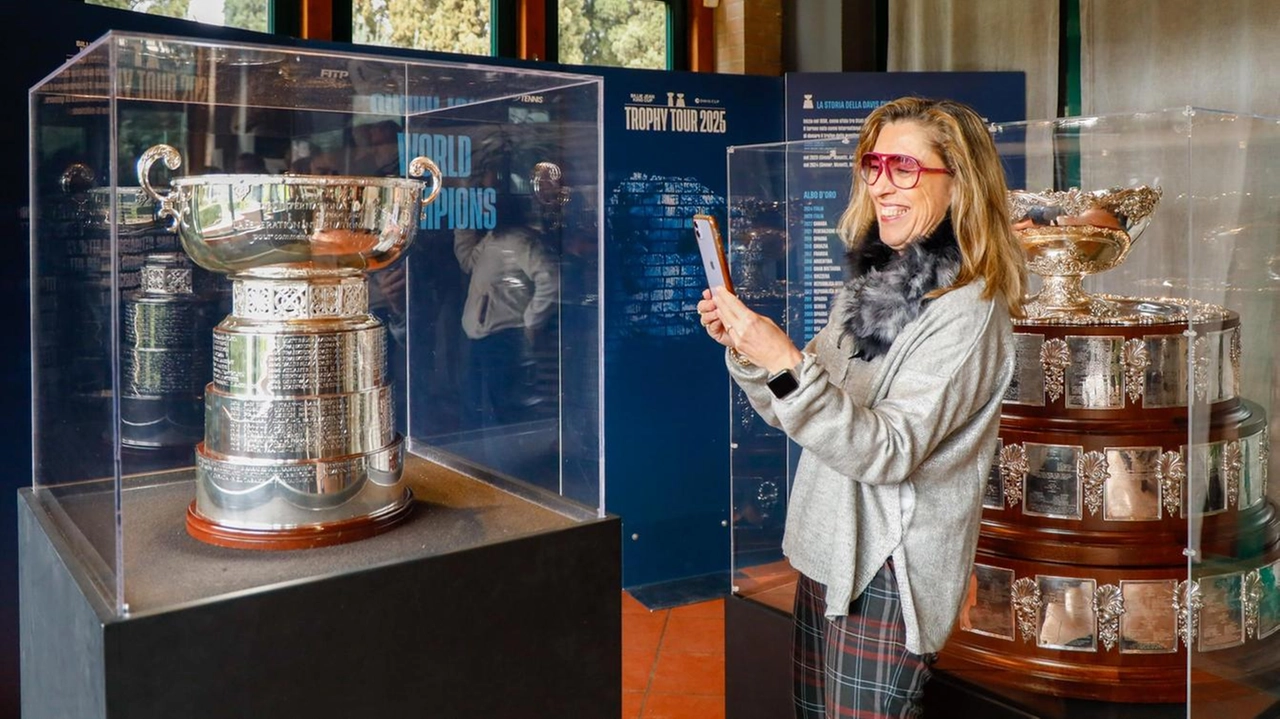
[136,143,442,550]
[938,187,1280,703]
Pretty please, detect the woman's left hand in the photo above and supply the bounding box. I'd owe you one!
[696,289,733,347]
[712,286,804,373]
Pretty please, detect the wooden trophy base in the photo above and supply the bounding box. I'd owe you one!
[938,640,1280,706]
[186,490,415,550]
[955,307,1280,703]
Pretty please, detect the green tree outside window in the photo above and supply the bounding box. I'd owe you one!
[353,0,491,56]
[559,0,666,70]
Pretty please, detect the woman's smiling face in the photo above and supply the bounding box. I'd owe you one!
[866,121,954,251]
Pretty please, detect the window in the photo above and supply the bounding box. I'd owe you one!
[85,0,271,33]
[352,0,492,56]
[558,0,668,70]
[86,1,688,70]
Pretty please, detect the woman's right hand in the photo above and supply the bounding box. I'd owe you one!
[696,288,733,347]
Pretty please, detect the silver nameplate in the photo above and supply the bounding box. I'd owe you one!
[1258,559,1280,639]
[204,385,394,461]
[961,564,1015,640]
[1227,327,1242,399]
[1037,576,1097,652]
[1005,333,1046,405]
[1242,431,1266,509]
[1185,442,1227,516]
[212,325,387,397]
[1143,334,1188,408]
[982,439,1004,510]
[1064,335,1124,409]
[1103,447,1162,521]
[1119,580,1178,654]
[1198,572,1246,652]
[1023,443,1082,519]
[1207,330,1230,402]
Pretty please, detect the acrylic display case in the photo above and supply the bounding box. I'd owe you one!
[726,109,1280,716]
[24,31,614,719]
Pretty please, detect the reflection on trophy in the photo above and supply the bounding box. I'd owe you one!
[943,185,1279,702]
[121,253,217,449]
[54,165,187,397]
[137,143,443,550]
[730,198,787,302]
[531,161,566,206]
[1038,581,1096,650]
[531,161,570,231]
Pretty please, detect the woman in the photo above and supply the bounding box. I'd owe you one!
[698,97,1024,718]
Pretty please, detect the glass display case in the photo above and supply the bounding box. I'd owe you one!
[30,31,603,616]
[727,109,1280,714]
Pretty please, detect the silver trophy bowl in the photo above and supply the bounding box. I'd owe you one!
[137,143,442,275]
[1009,186,1162,321]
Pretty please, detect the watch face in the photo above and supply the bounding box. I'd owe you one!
[767,369,800,399]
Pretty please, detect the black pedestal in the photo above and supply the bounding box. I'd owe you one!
[725,592,794,719]
[19,456,621,719]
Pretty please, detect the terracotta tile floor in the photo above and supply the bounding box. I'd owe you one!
[622,590,726,719]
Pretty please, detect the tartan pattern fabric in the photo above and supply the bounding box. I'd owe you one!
[793,562,933,718]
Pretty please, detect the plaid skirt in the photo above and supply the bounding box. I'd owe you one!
[793,561,933,719]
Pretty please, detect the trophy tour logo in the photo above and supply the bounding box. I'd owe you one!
[624,91,727,134]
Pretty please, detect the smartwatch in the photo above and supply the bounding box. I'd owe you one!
[766,367,800,399]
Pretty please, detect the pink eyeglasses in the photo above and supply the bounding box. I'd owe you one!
[858,152,954,190]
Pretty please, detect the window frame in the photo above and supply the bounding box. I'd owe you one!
[86,0,699,70]
[288,0,693,70]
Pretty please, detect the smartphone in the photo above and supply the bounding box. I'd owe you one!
[692,214,733,293]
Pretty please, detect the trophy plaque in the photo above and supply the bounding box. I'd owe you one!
[137,143,443,550]
[938,186,1280,702]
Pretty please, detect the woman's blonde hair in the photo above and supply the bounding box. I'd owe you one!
[835,97,1026,318]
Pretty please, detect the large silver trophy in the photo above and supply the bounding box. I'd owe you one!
[137,144,442,550]
[944,184,1270,703]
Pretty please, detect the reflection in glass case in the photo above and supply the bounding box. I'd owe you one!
[30,31,603,615]
[727,109,1280,711]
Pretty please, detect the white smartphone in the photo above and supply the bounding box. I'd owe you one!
[692,214,733,293]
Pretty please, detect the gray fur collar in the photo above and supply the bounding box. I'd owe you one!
[840,216,961,361]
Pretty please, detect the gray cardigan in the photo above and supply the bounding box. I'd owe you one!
[728,280,1013,654]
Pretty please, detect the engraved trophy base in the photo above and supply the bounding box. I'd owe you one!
[186,433,411,550]
[185,487,414,550]
[939,603,1280,704]
[955,297,1280,702]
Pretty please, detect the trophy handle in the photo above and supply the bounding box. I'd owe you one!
[532,161,566,207]
[136,144,184,226]
[408,156,443,206]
